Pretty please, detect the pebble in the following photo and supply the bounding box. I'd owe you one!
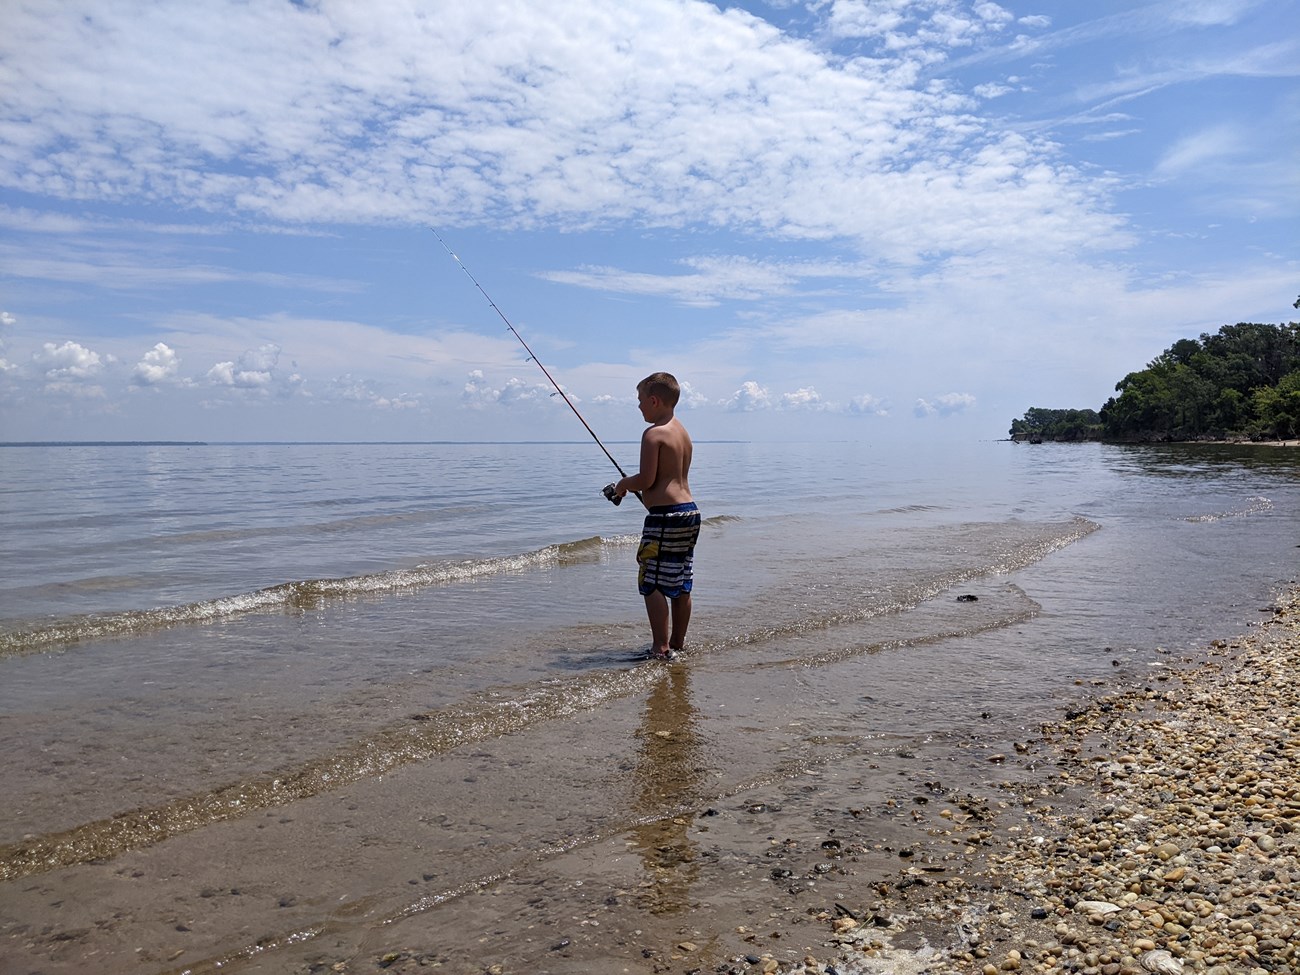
[819,585,1300,975]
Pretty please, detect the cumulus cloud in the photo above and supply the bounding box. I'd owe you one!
[827,0,1015,50]
[35,340,104,380]
[330,375,422,410]
[462,371,498,408]
[914,392,977,416]
[461,370,560,409]
[499,377,559,407]
[131,342,181,386]
[721,381,772,412]
[848,393,890,416]
[780,386,832,411]
[677,380,709,409]
[720,382,895,415]
[206,343,301,394]
[0,311,14,374]
[208,361,271,389]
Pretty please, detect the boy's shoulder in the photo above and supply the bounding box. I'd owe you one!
[646,415,687,438]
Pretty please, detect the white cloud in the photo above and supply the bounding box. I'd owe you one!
[828,0,1014,50]
[42,380,106,399]
[848,393,889,416]
[0,0,1131,264]
[0,312,14,375]
[206,343,301,394]
[1171,1,1258,28]
[499,377,558,407]
[0,0,1290,443]
[780,386,831,411]
[677,380,710,409]
[330,375,422,410]
[207,361,270,388]
[721,381,772,412]
[914,392,977,416]
[1155,124,1243,175]
[682,380,888,417]
[461,370,561,410]
[34,340,104,380]
[543,256,813,306]
[131,342,181,386]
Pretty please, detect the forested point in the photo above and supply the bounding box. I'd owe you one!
[1010,317,1300,443]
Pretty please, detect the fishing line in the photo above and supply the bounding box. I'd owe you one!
[432,230,644,507]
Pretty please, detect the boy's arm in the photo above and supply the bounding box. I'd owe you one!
[614,428,661,497]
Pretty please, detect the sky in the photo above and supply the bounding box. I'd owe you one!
[0,0,1296,444]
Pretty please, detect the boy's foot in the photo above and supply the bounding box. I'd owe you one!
[649,648,677,661]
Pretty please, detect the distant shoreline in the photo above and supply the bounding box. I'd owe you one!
[1191,438,1300,447]
[1010,437,1300,447]
[0,441,209,448]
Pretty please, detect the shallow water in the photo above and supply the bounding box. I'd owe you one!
[1,439,1297,973]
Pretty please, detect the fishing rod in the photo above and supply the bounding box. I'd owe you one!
[432,230,644,507]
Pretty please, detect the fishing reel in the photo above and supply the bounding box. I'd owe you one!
[602,483,623,506]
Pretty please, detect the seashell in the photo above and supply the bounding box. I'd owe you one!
[1139,949,1184,974]
[1074,900,1121,915]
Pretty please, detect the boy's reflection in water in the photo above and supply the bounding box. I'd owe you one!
[631,664,704,915]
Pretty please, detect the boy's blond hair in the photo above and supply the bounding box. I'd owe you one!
[638,372,681,407]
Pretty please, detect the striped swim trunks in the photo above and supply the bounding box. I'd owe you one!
[637,501,701,598]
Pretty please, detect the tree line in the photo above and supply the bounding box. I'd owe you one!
[1011,313,1300,442]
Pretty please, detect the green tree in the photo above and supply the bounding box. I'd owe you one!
[1019,316,1300,442]
[1009,407,1101,440]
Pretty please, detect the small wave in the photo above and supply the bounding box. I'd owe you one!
[555,534,638,559]
[1182,495,1273,522]
[0,536,632,658]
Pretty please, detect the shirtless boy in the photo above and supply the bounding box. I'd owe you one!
[613,372,700,660]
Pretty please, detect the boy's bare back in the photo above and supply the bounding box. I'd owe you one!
[613,373,694,508]
[640,416,693,508]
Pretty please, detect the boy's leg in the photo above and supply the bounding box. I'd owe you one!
[644,590,671,655]
[668,592,692,650]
